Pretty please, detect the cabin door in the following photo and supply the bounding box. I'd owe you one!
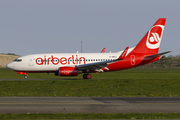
[131,55,135,65]
[28,56,34,66]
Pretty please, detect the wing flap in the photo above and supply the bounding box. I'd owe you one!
[77,61,109,71]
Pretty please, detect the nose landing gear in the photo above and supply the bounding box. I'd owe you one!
[24,75,28,79]
[17,72,28,79]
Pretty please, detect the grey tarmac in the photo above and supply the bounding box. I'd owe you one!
[0,97,180,113]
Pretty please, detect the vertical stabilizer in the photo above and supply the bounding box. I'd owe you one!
[130,18,166,55]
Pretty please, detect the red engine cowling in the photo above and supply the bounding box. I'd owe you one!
[54,67,78,76]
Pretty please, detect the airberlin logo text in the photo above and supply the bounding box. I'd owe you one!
[36,55,86,65]
[146,25,164,49]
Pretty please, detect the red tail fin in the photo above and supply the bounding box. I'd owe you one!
[130,18,166,55]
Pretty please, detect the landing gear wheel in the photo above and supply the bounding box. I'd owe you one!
[83,74,87,79]
[24,75,28,79]
[83,73,92,79]
[87,74,92,79]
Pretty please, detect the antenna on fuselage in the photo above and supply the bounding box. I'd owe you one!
[81,41,83,53]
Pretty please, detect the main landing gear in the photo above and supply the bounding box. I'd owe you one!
[83,73,92,79]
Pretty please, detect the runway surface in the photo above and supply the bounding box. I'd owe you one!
[0,97,180,113]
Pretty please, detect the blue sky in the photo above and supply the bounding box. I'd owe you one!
[0,0,179,56]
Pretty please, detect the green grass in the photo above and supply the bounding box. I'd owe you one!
[1,113,180,119]
[1,68,180,119]
[0,68,180,97]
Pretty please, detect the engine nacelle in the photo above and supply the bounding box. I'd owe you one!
[54,67,78,76]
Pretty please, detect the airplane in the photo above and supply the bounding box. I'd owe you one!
[6,18,171,79]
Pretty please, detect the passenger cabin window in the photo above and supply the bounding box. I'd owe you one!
[13,59,22,62]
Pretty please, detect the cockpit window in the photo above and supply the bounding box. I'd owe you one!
[13,59,22,62]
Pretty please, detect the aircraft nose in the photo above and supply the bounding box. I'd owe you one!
[6,62,14,70]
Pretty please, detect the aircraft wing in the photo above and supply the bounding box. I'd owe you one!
[77,60,110,71]
[77,47,129,72]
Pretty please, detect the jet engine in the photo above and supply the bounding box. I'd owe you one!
[54,67,78,76]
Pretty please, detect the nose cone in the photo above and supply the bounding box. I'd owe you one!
[6,62,14,70]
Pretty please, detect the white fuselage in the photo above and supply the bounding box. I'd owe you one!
[6,47,135,73]
[6,52,121,72]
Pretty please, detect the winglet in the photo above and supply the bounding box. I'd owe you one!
[118,47,129,60]
[101,48,106,53]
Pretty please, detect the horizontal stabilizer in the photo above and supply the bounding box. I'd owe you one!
[145,51,172,59]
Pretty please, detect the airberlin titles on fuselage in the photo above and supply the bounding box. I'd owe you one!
[36,55,86,65]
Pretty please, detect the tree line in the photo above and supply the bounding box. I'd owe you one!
[139,55,180,68]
